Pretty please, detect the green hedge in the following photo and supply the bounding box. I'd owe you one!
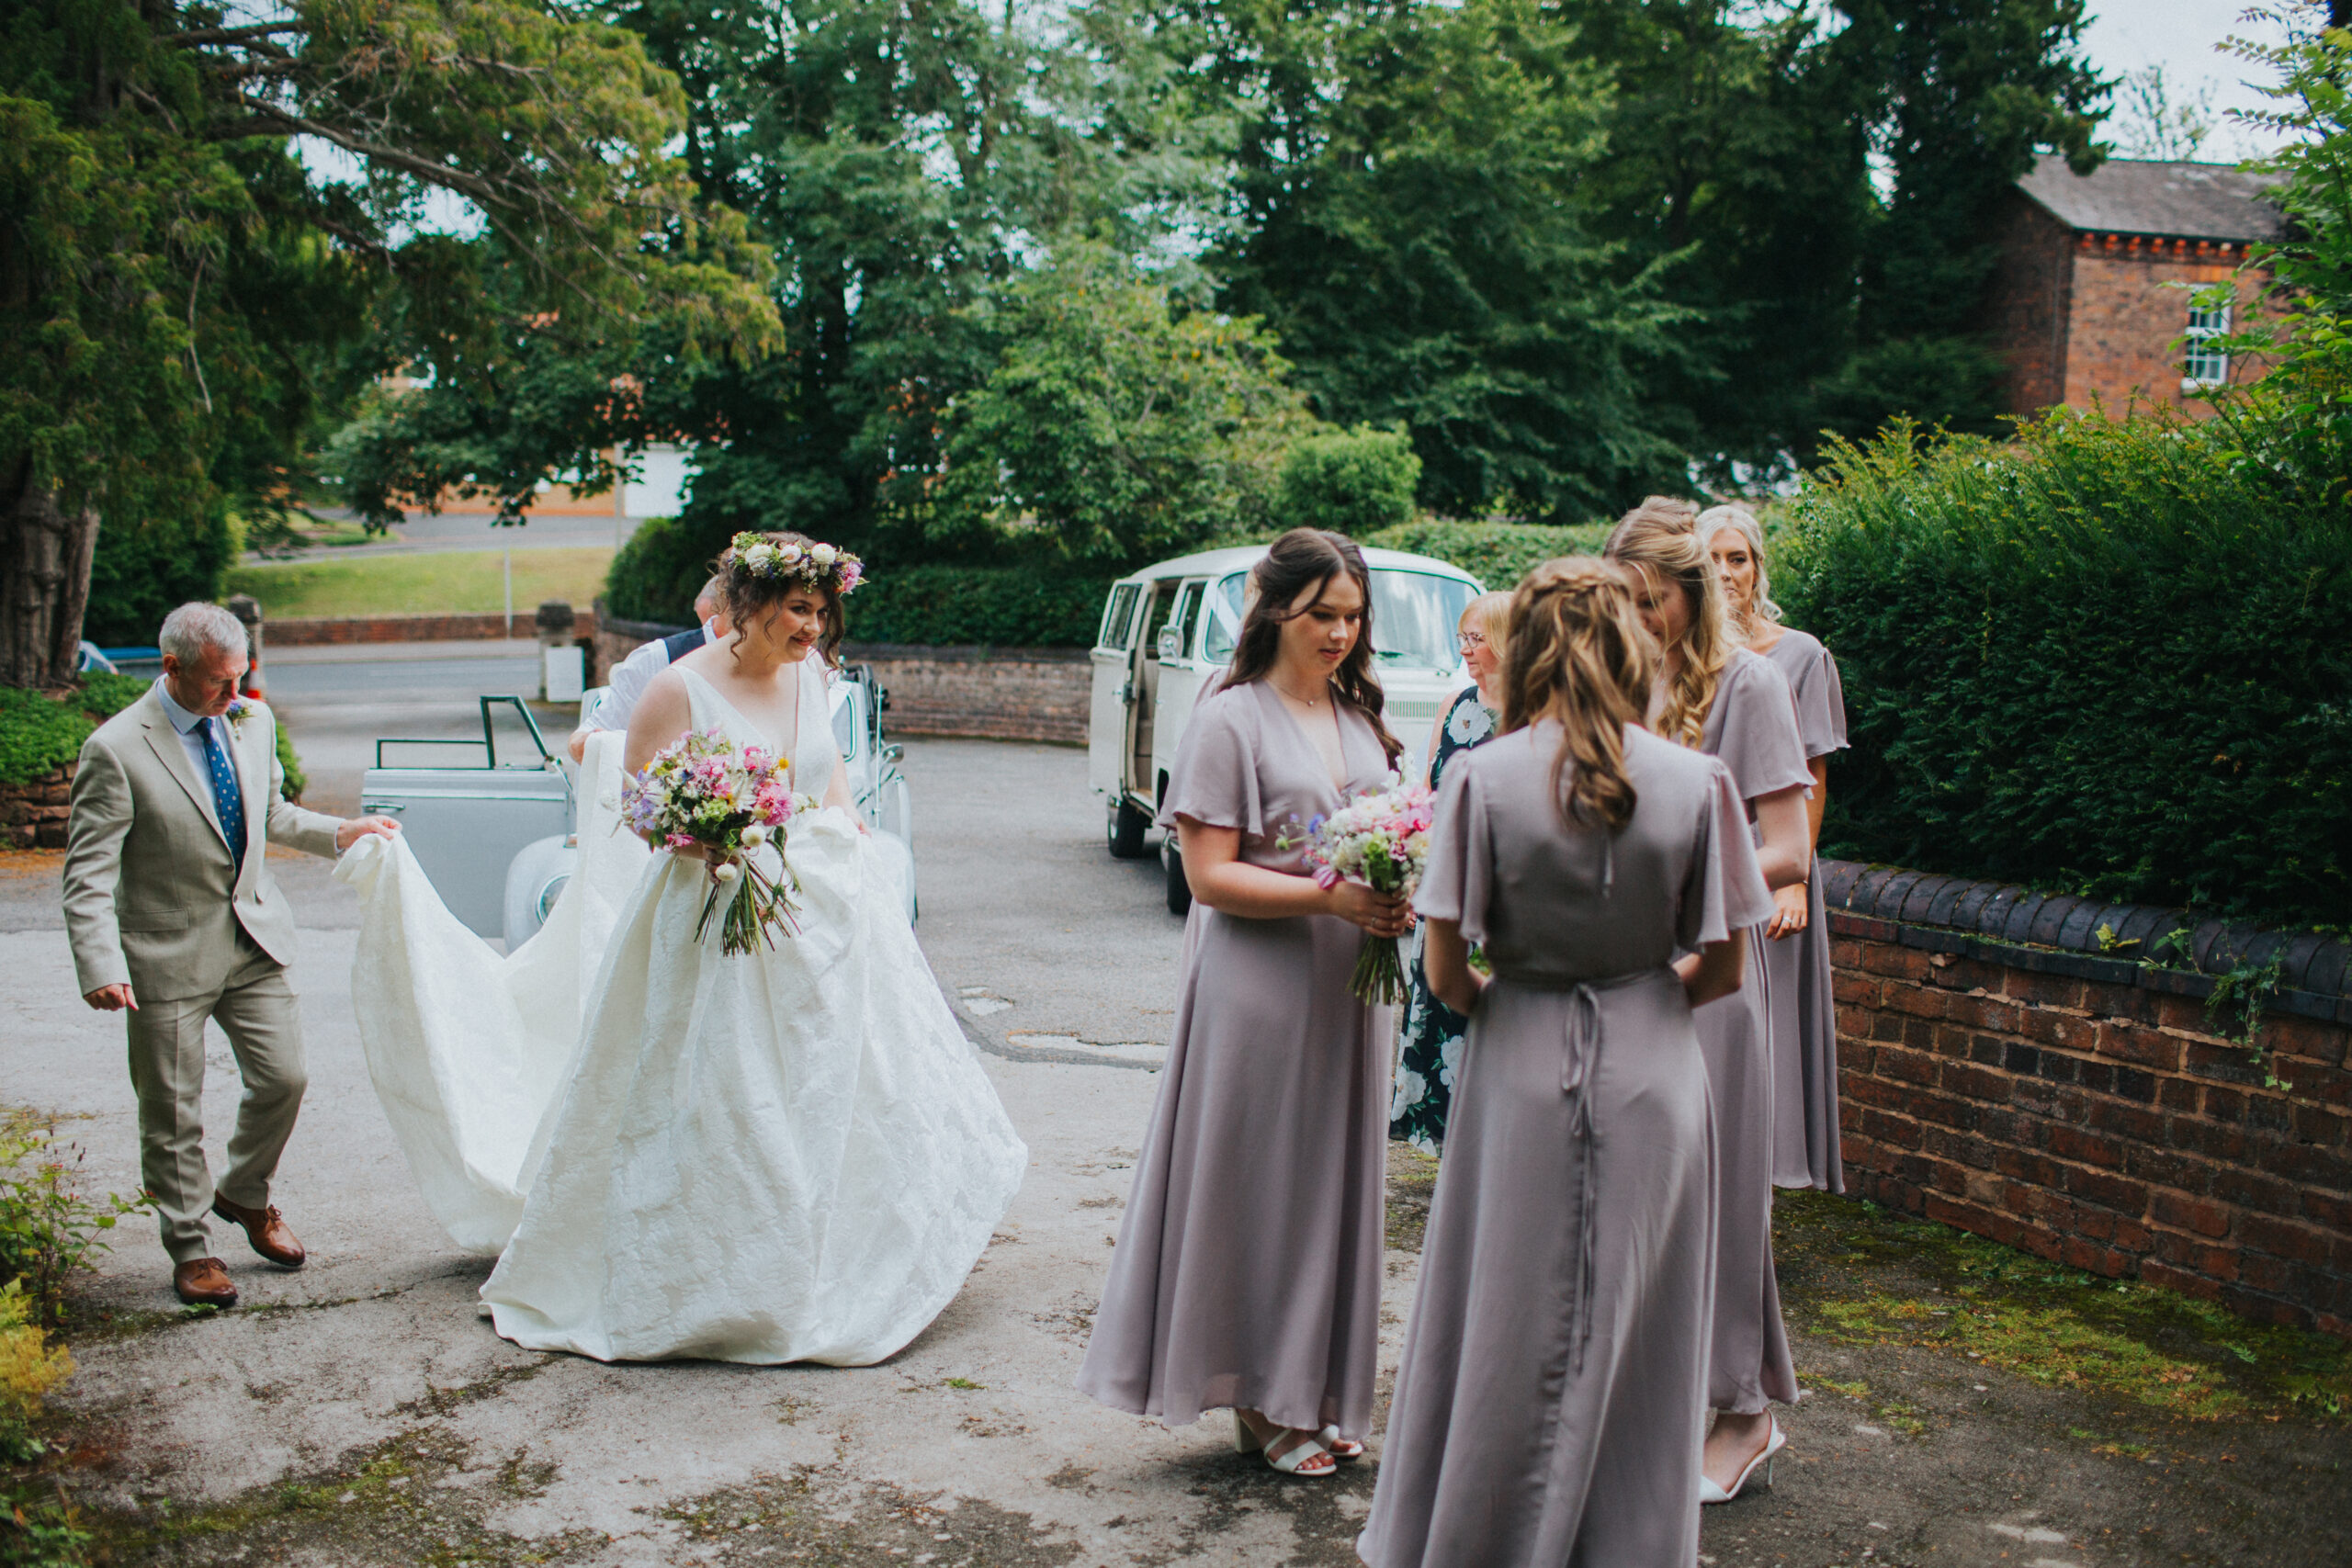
[1,676,305,800]
[1777,404,2352,930]
[1362,519,1611,591]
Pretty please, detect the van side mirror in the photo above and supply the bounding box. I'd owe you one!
[1157,626,1183,661]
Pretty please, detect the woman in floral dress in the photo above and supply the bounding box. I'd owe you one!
[1390,591,1510,1152]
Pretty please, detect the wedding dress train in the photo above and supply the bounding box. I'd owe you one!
[337,658,1026,1364]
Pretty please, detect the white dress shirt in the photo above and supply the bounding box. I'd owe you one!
[154,678,243,795]
[587,618,720,734]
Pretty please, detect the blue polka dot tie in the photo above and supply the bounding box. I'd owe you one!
[202,717,246,878]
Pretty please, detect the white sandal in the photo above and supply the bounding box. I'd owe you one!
[1316,1423,1365,1461]
[1233,1412,1336,1476]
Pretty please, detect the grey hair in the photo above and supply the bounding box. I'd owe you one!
[1695,504,1782,628]
[158,603,249,663]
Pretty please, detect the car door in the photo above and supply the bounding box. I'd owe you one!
[1089,581,1142,797]
[360,698,571,938]
[1148,578,1210,809]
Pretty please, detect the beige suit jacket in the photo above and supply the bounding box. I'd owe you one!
[62,686,341,1001]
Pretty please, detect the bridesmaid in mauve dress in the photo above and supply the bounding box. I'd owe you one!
[1078,529,1411,1477]
[1359,558,1770,1568]
[1702,504,1850,1192]
[1609,500,1813,1502]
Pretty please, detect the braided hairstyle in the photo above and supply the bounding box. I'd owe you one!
[1604,496,1732,750]
[1498,557,1655,833]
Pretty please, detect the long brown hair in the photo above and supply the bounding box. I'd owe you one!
[1218,528,1403,767]
[715,531,848,667]
[1499,557,1654,831]
[1604,496,1731,749]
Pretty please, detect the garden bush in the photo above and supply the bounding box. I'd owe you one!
[1362,519,1611,592]
[0,676,304,799]
[1279,428,1421,536]
[844,565,1119,649]
[1775,403,2352,930]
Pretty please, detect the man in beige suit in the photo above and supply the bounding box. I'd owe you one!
[63,603,398,1306]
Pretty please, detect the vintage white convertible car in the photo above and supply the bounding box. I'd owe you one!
[361,664,915,946]
[1087,543,1484,914]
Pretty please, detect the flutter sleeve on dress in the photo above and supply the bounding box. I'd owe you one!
[1785,637,1850,761]
[1157,690,1263,837]
[1717,658,1815,805]
[1678,757,1776,952]
[1413,760,1491,946]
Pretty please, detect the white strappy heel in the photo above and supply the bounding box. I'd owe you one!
[1234,1412,1336,1476]
[1699,1415,1786,1504]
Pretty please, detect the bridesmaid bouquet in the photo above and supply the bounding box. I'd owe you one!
[621,728,816,954]
[1280,777,1436,1005]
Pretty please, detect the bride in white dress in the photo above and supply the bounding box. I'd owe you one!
[339,534,1027,1365]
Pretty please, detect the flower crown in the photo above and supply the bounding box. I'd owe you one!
[726,533,865,594]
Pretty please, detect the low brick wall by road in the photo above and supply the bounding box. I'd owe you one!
[2,762,74,850]
[594,609,1092,745]
[268,611,595,647]
[1822,862,2352,1337]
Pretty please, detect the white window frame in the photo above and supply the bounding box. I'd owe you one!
[2183,300,2232,390]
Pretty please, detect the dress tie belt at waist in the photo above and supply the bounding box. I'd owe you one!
[1493,966,1667,1375]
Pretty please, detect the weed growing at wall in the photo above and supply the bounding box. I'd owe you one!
[1777,400,2352,929]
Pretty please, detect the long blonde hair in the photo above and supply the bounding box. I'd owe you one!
[1604,496,1732,749]
[1695,503,1783,638]
[1499,558,1655,832]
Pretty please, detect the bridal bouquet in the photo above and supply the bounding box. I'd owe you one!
[621,728,816,954]
[1279,776,1436,1005]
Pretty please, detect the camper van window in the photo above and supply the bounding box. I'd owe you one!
[1097,583,1141,650]
[1200,568,1473,669]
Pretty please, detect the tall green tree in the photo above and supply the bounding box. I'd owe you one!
[1815,0,2107,441]
[0,0,775,684]
[1193,0,1697,522]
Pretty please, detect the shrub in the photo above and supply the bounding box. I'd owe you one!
[0,695,91,793]
[846,565,1119,649]
[603,514,713,625]
[0,1282,71,1463]
[0,1123,150,1327]
[1776,403,2352,929]
[73,674,145,719]
[1278,428,1421,536]
[1361,519,1611,591]
[275,724,307,803]
[81,502,234,648]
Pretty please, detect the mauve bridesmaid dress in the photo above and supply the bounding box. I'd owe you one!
[1359,721,1771,1567]
[1696,646,1812,1415]
[1762,628,1849,1192]
[1075,679,1394,1440]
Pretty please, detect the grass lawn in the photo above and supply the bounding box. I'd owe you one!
[223,547,614,619]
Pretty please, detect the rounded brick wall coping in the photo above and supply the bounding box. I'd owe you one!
[1821,860,2352,1023]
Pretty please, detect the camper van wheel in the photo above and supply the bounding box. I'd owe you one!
[1163,840,1193,918]
[1107,798,1151,859]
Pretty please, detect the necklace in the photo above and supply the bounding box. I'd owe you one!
[1269,671,1326,708]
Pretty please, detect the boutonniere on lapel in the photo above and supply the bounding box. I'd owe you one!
[222,698,255,738]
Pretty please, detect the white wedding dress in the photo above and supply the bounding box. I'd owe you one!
[335,656,1027,1364]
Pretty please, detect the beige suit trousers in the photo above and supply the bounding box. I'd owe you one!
[125,930,308,1264]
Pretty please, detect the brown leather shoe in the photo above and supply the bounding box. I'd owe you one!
[174,1258,238,1307]
[211,1196,306,1268]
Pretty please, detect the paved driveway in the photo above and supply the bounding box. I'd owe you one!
[3,660,2345,1565]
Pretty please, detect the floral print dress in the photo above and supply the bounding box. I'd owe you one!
[1389,685,1495,1151]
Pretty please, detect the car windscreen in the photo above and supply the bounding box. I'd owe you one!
[1201,569,1476,669]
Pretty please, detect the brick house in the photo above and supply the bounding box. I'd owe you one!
[1984,154,2286,417]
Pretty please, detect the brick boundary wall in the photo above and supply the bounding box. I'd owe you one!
[594,609,1092,745]
[1,763,74,850]
[1820,861,2352,1337]
[268,611,595,647]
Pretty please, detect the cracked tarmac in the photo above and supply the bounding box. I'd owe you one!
[5,699,2346,1564]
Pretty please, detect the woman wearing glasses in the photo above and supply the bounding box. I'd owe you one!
[1390,591,1511,1153]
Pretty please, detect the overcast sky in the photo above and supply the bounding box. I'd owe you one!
[2080,1,2304,159]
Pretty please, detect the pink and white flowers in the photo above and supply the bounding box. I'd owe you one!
[621,728,816,953]
[1280,776,1436,1005]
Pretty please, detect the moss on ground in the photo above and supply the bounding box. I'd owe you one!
[1773,1189,2352,1426]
